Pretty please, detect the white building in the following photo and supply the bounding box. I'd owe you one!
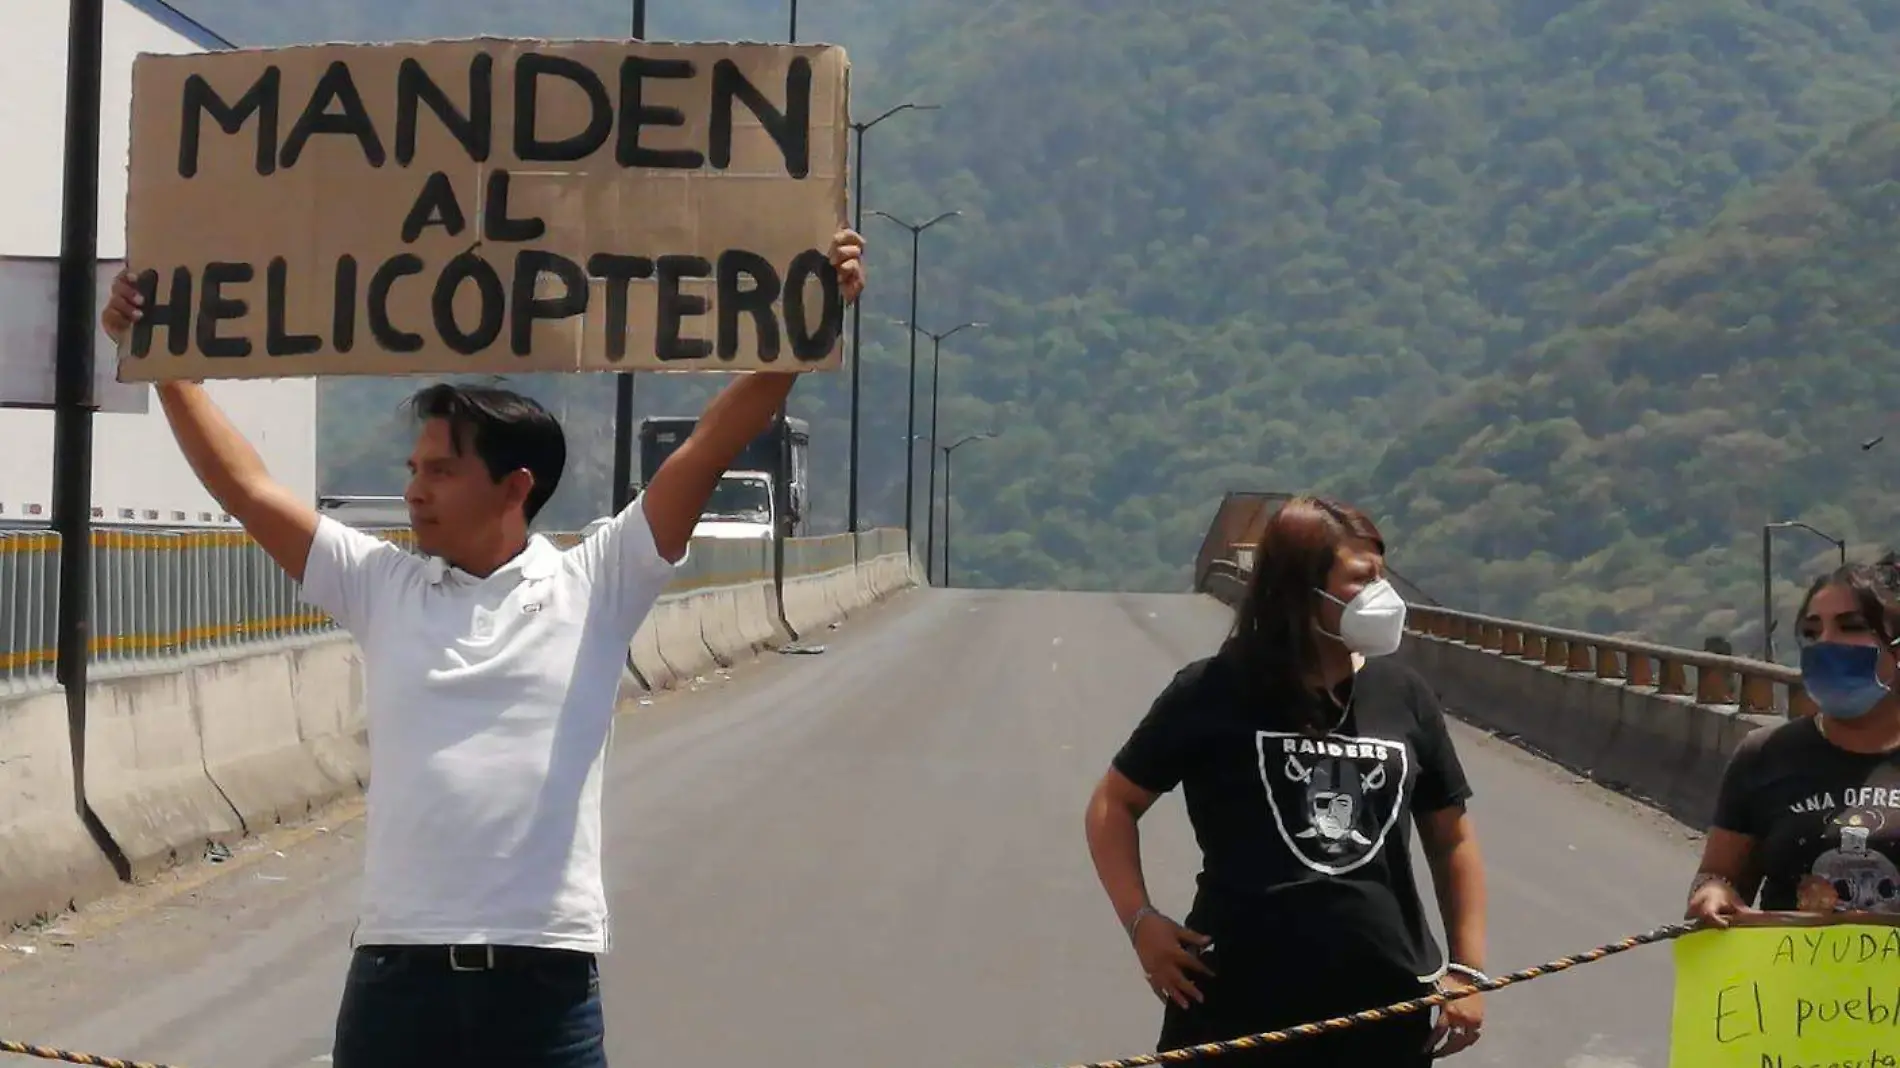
[0,0,317,527]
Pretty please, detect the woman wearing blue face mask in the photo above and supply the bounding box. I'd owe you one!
[1084,497,1490,1066]
[1687,562,1900,924]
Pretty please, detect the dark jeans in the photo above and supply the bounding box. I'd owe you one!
[332,944,607,1068]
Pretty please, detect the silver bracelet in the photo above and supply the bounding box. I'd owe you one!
[1690,871,1733,896]
[1126,904,1162,941]
[1445,962,1491,985]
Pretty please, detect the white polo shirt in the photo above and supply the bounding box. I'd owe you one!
[300,496,679,954]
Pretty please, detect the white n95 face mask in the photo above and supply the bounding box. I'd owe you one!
[1320,579,1408,658]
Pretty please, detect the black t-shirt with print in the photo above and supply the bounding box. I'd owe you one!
[1113,654,1474,985]
[1712,717,1900,915]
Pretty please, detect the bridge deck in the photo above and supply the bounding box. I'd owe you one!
[0,590,1698,1068]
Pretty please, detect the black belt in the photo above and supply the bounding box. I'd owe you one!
[357,943,593,973]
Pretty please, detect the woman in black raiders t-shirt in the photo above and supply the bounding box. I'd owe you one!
[1084,497,1490,1067]
[1689,561,1900,923]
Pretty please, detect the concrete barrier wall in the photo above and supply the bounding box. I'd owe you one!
[0,689,122,930]
[779,534,860,640]
[1195,559,1780,830]
[0,528,919,932]
[1388,636,1771,828]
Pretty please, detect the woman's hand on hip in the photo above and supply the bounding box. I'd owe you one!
[1130,909,1213,1008]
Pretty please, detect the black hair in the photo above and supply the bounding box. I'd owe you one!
[1795,560,1900,647]
[404,382,566,523]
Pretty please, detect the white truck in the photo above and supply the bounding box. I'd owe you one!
[634,415,808,540]
[584,471,777,541]
[692,470,777,540]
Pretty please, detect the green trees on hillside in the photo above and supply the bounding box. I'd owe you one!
[853,0,1900,604]
[1364,100,1900,657]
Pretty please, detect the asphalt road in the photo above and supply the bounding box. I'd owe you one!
[0,588,1706,1068]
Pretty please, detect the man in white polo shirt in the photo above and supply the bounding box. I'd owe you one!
[100,229,866,1067]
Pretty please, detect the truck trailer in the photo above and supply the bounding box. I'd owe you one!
[635,415,810,539]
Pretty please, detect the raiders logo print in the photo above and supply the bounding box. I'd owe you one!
[1255,731,1409,876]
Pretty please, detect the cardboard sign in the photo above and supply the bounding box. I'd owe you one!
[1669,913,1900,1066]
[116,38,850,382]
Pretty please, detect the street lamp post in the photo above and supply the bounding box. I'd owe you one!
[51,0,105,831]
[870,209,960,552]
[904,320,985,582]
[611,0,651,514]
[776,1,800,614]
[844,104,937,533]
[1761,520,1849,661]
[939,432,997,587]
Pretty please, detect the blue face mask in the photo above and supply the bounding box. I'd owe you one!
[1799,642,1893,720]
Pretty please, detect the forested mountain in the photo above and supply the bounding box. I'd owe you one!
[167,0,1900,647]
[1348,100,1900,658]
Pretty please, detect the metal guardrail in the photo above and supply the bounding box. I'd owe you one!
[1199,553,1812,721]
[0,527,386,688]
[1406,603,1814,719]
[0,524,910,692]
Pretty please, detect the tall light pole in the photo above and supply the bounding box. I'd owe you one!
[778,0,797,620]
[611,0,651,514]
[1761,520,1848,662]
[845,104,937,533]
[52,0,121,876]
[940,432,997,588]
[870,209,959,552]
[904,320,985,582]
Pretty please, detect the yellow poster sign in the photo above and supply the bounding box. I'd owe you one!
[1670,915,1900,1067]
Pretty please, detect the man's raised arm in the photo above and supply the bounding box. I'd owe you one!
[640,229,866,563]
[101,271,321,583]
